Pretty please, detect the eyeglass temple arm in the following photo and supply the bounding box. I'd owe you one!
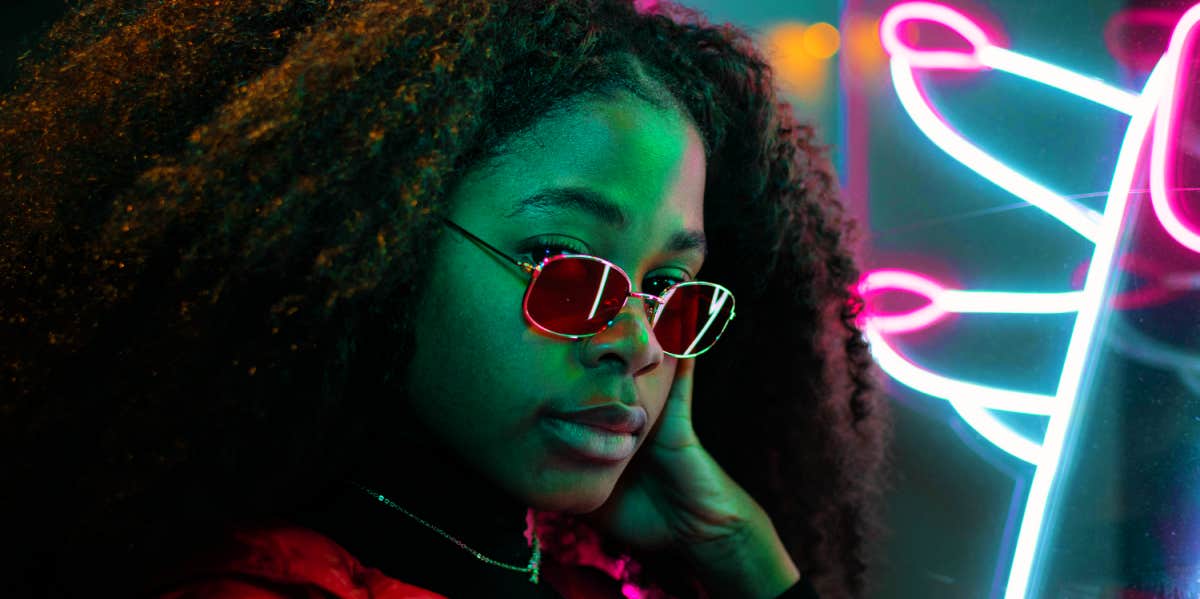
[439,217,537,274]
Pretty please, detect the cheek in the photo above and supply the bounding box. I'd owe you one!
[421,239,532,356]
[404,248,572,454]
[638,359,678,426]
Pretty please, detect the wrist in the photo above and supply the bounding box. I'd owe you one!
[680,506,801,599]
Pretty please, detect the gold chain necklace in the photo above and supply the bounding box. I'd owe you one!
[351,481,541,584]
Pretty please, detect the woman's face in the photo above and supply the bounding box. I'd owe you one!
[404,92,708,513]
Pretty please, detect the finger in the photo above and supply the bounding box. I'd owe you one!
[670,356,696,413]
[652,357,699,449]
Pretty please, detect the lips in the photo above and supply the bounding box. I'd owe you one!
[547,403,647,435]
[541,402,647,463]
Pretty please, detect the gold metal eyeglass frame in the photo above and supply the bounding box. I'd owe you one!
[439,216,735,358]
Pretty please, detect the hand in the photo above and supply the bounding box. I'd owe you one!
[587,358,801,598]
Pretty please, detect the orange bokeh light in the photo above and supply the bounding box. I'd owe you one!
[803,22,841,59]
[762,22,828,99]
[843,15,887,76]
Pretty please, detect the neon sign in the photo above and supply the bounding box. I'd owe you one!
[862,2,1200,597]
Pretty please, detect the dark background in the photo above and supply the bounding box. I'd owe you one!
[2,1,70,92]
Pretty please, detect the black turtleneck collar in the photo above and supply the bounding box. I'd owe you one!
[286,431,561,597]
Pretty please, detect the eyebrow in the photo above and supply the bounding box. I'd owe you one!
[504,186,708,256]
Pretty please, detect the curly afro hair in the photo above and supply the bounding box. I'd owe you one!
[0,1,890,596]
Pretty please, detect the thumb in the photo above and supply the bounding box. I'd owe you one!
[651,357,698,449]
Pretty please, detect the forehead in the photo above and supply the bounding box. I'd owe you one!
[450,93,706,238]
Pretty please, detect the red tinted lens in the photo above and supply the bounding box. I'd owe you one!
[525,257,629,335]
[654,283,734,356]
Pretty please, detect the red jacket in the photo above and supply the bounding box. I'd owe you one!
[148,522,624,599]
[151,524,445,599]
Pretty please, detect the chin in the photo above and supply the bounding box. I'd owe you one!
[524,477,619,514]
[558,493,613,515]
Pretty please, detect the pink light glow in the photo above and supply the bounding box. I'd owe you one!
[857,269,947,333]
[879,1,991,71]
[1150,4,1200,254]
[1104,8,1183,72]
[632,0,659,15]
[621,582,645,599]
[1070,254,1190,310]
[859,268,1086,334]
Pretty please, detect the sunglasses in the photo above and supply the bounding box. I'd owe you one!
[441,218,735,358]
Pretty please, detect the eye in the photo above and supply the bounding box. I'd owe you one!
[515,237,589,263]
[643,273,687,297]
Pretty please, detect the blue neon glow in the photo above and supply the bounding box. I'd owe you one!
[868,2,1196,597]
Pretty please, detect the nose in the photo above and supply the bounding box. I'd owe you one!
[579,296,665,377]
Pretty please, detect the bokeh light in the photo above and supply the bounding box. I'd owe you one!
[762,21,834,100]
[803,22,841,59]
[842,15,887,77]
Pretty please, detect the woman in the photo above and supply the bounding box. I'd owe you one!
[0,0,889,597]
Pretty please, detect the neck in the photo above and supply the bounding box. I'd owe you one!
[356,434,533,554]
[290,427,538,593]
